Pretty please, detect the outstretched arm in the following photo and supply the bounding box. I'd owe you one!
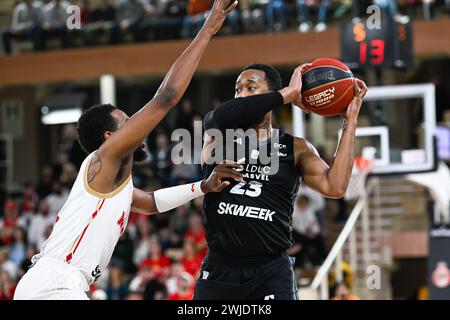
[295,79,368,198]
[131,162,244,214]
[101,0,237,161]
[89,0,238,193]
[204,64,312,131]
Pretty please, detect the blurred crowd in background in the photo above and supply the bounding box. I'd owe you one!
[2,0,450,55]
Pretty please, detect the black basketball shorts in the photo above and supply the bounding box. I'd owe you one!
[193,253,298,300]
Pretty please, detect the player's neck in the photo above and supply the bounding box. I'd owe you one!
[253,121,273,141]
[115,156,132,185]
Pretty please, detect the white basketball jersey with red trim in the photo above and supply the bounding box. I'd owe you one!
[31,151,133,286]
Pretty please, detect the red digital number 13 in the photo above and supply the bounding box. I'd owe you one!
[359,39,385,65]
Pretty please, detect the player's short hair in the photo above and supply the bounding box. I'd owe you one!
[242,63,283,91]
[76,104,118,154]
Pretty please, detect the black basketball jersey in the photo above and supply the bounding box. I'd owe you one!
[202,129,301,262]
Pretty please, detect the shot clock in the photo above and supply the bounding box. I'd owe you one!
[340,17,413,69]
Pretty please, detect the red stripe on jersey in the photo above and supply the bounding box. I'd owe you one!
[117,211,125,235]
[67,224,89,262]
[98,198,105,211]
[91,198,105,219]
[66,198,106,263]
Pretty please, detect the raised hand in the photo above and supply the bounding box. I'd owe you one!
[201,161,244,193]
[340,79,368,124]
[202,0,239,36]
[287,63,313,113]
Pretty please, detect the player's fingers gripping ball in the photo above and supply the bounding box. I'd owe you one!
[301,58,355,117]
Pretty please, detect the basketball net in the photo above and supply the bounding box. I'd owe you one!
[344,156,373,201]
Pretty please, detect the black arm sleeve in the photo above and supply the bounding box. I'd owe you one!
[203,91,284,131]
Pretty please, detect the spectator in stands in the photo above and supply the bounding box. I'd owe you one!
[149,132,172,184]
[92,0,116,22]
[165,263,187,294]
[239,0,266,33]
[167,270,195,300]
[138,262,167,300]
[79,0,92,26]
[0,270,16,300]
[87,0,117,44]
[298,185,326,231]
[133,218,154,266]
[41,0,71,49]
[130,156,154,190]
[112,0,152,43]
[8,228,27,269]
[45,181,69,217]
[139,237,172,280]
[144,279,167,299]
[182,0,212,38]
[175,99,195,134]
[59,163,78,189]
[19,183,38,220]
[128,263,154,294]
[289,195,325,269]
[180,238,202,277]
[222,1,240,34]
[19,244,37,276]
[297,0,330,33]
[331,281,360,300]
[149,205,171,231]
[36,166,54,199]
[61,124,85,169]
[265,0,288,32]
[152,0,186,40]
[112,229,136,274]
[105,259,129,300]
[374,0,410,23]
[183,213,207,258]
[140,0,179,40]
[0,200,19,246]
[2,0,44,55]
[0,248,17,281]
[167,203,192,248]
[27,200,53,250]
[351,0,409,24]
[53,143,70,178]
[405,0,437,21]
[68,0,92,47]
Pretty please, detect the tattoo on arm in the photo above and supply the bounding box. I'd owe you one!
[87,153,102,183]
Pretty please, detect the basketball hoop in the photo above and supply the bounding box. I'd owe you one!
[344,157,373,201]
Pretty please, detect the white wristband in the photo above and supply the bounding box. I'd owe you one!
[154,181,204,213]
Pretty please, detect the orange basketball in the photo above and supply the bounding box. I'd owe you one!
[301,58,355,117]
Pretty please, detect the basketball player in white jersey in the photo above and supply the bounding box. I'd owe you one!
[14,0,240,300]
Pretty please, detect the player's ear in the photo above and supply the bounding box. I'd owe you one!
[104,131,113,141]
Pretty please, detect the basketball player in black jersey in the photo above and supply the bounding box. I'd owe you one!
[195,63,368,300]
